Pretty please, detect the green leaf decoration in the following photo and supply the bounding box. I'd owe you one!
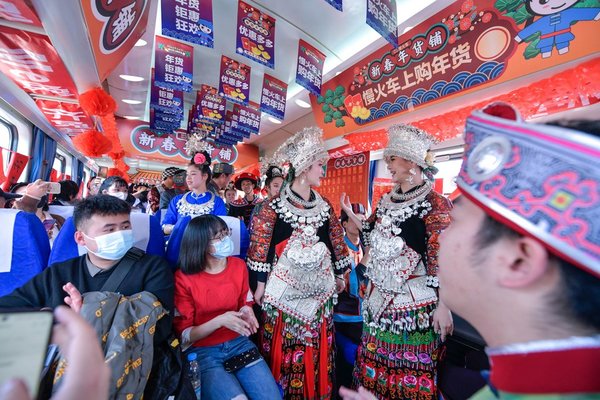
[332,98,343,108]
[317,95,325,104]
[524,37,541,59]
[322,104,330,112]
[335,118,345,128]
[334,85,345,95]
[332,111,342,119]
[324,114,333,123]
[325,89,334,98]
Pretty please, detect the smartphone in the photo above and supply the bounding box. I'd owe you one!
[46,182,61,194]
[0,310,54,399]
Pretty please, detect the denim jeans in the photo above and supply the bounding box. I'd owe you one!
[188,336,281,400]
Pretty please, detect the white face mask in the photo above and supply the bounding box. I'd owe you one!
[84,230,135,260]
[210,236,234,259]
[110,192,128,201]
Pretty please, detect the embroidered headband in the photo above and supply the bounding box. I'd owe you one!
[457,103,600,278]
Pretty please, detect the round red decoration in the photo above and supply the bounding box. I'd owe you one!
[79,87,117,117]
[72,130,112,157]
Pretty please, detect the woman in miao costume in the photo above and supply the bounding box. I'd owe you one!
[248,127,351,399]
[341,124,453,400]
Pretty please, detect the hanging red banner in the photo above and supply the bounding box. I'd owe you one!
[81,0,151,81]
[319,151,370,218]
[1,150,29,191]
[0,0,42,27]
[35,99,95,136]
[0,26,79,99]
[313,0,600,139]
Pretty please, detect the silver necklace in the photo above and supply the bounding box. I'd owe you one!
[273,188,330,229]
[390,181,432,202]
[284,184,318,208]
[176,191,216,217]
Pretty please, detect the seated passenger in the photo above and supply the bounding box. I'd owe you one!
[173,215,281,400]
[0,195,174,343]
[98,176,129,201]
[0,187,22,209]
[49,180,79,206]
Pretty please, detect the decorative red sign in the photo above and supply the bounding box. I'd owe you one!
[0,26,79,99]
[82,0,151,80]
[35,99,95,136]
[0,0,42,27]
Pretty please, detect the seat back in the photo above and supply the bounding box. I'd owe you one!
[49,212,165,266]
[48,205,74,220]
[165,215,250,268]
[0,209,50,296]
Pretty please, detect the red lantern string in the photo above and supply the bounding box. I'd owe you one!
[72,130,112,157]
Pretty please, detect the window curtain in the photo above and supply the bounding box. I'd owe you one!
[368,159,378,211]
[28,127,57,182]
[71,159,84,185]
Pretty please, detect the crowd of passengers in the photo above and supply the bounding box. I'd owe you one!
[0,107,599,400]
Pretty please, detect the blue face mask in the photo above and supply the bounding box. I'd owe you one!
[210,236,234,259]
[84,230,135,260]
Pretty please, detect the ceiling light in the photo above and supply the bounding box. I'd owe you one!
[123,116,140,120]
[119,74,144,82]
[122,99,142,105]
[267,116,282,124]
[134,39,147,47]
[295,99,311,108]
[335,71,342,76]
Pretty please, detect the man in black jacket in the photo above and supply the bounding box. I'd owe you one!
[0,195,174,343]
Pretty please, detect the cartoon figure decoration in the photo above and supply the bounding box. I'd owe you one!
[508,0,600,59]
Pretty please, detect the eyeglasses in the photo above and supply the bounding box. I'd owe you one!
[211,228,232,242]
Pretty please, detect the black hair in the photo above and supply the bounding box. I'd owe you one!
[189,151,212,183]
[178,215,228,275]
[265,166,284,188]
[475,214,600,331]
[55,180,79,201]
[224,187,237,195]
[73,195,131,230]
[99,176,128,194]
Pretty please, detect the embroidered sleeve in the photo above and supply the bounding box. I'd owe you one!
[324,198,351,273]
[247,199,278,273]
[360,210,378,247]
[424,192,452,285]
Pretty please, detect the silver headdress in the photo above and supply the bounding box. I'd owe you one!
[259,154,285,182]
[383,124,437,169]
[275,126,329,175]
[184,133,215,156]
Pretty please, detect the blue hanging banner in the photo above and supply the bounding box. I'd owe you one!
[366,0,398,48]
[324,0,342,11]
[295,39,326,97]
[161,0,214,48]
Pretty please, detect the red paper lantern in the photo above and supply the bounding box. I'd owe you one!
[72,130,112,157]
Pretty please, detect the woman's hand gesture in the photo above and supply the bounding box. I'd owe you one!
[218,311,252,336]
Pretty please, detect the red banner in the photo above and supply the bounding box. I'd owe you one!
[319,151,370,218]
[0,0,42,27]
[0,26,79,99]
[1,150,29,191]
[35,99,95,136]
[81,0,151,81]
[313,0,600,139]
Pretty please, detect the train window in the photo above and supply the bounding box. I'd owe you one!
[0,118,17,174]
[52,153,66,180]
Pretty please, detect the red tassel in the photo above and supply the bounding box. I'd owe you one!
[72,130,112,157]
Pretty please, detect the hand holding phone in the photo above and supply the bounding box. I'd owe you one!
[46,182,61,194]
[0,310,53,399]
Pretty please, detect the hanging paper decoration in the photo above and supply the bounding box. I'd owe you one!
[194,85,226,124]
[219,55,251,105]
[324,0,342,11]
[154,35,194,92]
[366,0,398,48]
[0,1,43,27]
[236,1,276,69]
[260,74,287,120]
[150,77,184,115]
[72,130,113,157]
[0,150,29,191]
[161,0,214,48]
[233,103,261,136]
[295,39,326,97]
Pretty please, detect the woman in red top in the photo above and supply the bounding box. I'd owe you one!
[173,215,281,400]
